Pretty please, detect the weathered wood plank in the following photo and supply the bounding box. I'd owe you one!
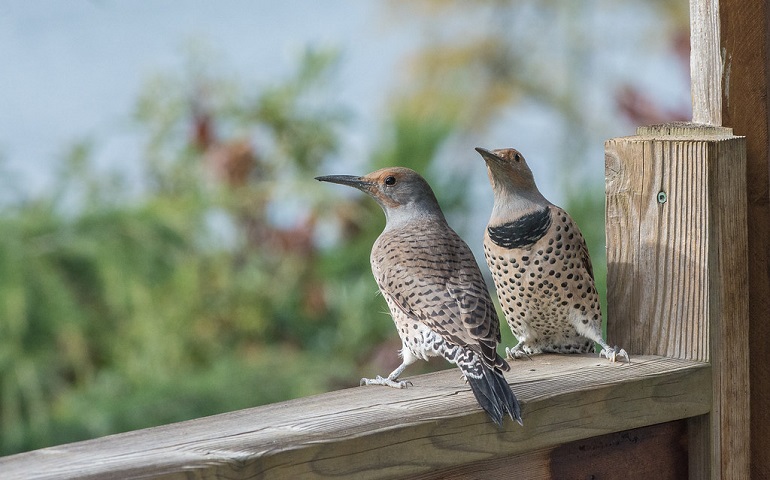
[605,124,736,361]
[707,128,751,480]
[0,355,709,480]
[414,420,689,480]
[715,1,770,478]
[605,123,749,479]
[690,0,722,125]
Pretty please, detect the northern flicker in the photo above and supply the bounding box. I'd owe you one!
[316,167,522,426]
[476,147,629,363]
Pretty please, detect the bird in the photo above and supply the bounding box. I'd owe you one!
[316,167,522,426]
[476,147,629,363]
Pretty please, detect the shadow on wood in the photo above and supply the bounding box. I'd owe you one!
[414,420,689,480]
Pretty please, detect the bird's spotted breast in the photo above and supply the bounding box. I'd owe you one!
[487,207,552,249]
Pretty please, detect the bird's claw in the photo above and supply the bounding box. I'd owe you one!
[505,346,532,360]
[600,346,630,363]
[360,375,412,388]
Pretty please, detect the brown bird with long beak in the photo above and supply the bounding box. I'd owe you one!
[316,167,522,426]
[476,147,629,363]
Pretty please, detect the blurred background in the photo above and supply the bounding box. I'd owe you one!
[0,0,689,455]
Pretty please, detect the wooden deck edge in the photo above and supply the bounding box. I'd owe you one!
[0,355,711,480]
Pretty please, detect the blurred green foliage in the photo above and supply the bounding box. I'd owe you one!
[0,50,348,454]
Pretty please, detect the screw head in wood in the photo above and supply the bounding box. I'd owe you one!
[657,191,667,204]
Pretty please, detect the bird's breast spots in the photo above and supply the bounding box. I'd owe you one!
[487,207,552,249]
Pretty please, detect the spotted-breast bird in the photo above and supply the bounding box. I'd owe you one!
[476,147,629,363]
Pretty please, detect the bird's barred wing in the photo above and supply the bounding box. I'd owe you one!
[444,268,506,369]
[372,228,504,369]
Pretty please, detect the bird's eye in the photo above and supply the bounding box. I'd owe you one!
[514,153,521,162]
[384,176,397,186]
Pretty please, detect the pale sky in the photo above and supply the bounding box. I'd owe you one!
[0,1,689,211]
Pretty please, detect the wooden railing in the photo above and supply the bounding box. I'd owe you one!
[1,355,709,479]
[1,0,767,477]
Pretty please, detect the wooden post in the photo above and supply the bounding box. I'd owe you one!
[715,1,770,478]
[690,0,722,126]
[605,0,758,476]
[605,124,749,478]
[689,0,770,476]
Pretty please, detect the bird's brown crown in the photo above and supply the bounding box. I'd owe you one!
[489,148,525,165]
[360,167,441,211]
[362,167,423,189]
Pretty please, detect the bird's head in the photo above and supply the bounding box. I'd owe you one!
[475,147,542,199]
[316,167,444,226]
[475,147,537,192]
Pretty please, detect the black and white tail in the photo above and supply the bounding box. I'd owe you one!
[464,361,522,427]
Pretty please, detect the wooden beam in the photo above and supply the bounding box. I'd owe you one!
[714,1,770,478]
[690,0,723,125]
[0,355,709,480]
[413,420,689,480]
[605,123,749,479]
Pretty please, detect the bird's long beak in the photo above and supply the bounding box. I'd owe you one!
[475,147,502,165]
[315,174,373,191]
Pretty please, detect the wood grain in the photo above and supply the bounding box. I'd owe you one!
[605,124,739,361]
[690,0,722,125]
[716,1,770,478]
[413,420,688,480]
[0,355,709,480]
[605,123,750,479]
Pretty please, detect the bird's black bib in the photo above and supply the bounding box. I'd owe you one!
[487,207,551,249]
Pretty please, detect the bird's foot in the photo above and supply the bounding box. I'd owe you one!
[505,346,532,360]
[599,346,630,363]
[360,375,413,389]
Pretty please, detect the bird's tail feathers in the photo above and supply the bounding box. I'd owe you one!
[464,362,522,427]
